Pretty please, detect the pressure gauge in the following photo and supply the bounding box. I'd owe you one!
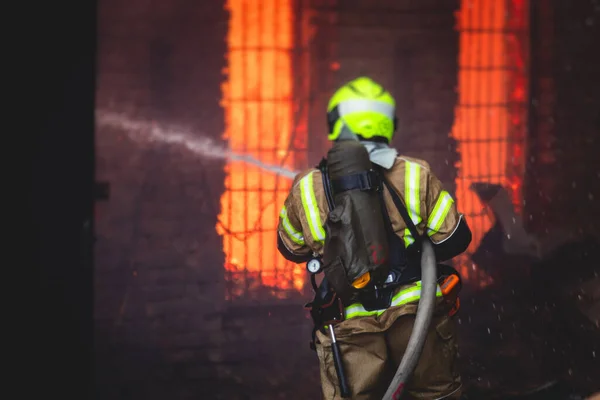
[306,258,322,274]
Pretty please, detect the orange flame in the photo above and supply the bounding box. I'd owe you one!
[218,0,305,300]
[453,0,508,253]
[452,0,526,286]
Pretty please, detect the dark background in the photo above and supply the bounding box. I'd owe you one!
[32,0,96,399]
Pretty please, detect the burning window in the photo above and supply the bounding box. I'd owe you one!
[452,0,529,284]
[218,0,308,302]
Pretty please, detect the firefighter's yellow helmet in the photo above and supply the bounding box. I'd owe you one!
[327,77,397,143]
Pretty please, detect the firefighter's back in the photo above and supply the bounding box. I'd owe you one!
[276,76,470,400]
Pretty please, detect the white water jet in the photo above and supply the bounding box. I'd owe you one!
[96,110,299,179]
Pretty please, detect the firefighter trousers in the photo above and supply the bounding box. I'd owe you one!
[315,301,462,400]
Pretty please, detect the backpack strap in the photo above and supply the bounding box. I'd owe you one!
[317,158,335,211]
[381,177,422,246]
[377,181,409,268]
[330,170,382,194]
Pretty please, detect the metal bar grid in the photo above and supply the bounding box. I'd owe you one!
[221,0,311,303]
[451,0,530,288]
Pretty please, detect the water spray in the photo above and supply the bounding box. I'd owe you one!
[96,110,299,179]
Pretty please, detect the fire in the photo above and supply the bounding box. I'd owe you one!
[452,0,527,286]
[218,0,306,300]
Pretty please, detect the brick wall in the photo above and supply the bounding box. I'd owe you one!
[551,0,600,238]
[95,0,229,398]
[526,0,600,238]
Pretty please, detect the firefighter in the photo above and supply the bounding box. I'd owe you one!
[277,76,472,400]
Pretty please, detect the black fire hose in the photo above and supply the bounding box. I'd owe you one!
[382,239,438,400]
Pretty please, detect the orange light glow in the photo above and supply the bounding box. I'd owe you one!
[506,0,529,215]
[218,0,306,300]
[451,0,527,286]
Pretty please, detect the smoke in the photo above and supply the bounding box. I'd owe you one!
[96,110,298,179]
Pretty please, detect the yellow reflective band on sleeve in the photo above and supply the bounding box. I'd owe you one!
[299,171,326,244]
[403,161,422,247]
[279,206,305,245]
[344,282,443,320]
[427,191,455,236]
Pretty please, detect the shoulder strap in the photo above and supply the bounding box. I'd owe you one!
[317,158,335,211]
[378,183,401,242]
[382,176,422,246]
[376,168,418,273]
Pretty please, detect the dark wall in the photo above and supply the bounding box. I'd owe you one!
[526,0,600,238]
[94,1,228,398]
[390,0,460,197]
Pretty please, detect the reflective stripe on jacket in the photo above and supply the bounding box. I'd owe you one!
[344,281,443,320]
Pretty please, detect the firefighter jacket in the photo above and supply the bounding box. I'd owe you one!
[277,155,469,263]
